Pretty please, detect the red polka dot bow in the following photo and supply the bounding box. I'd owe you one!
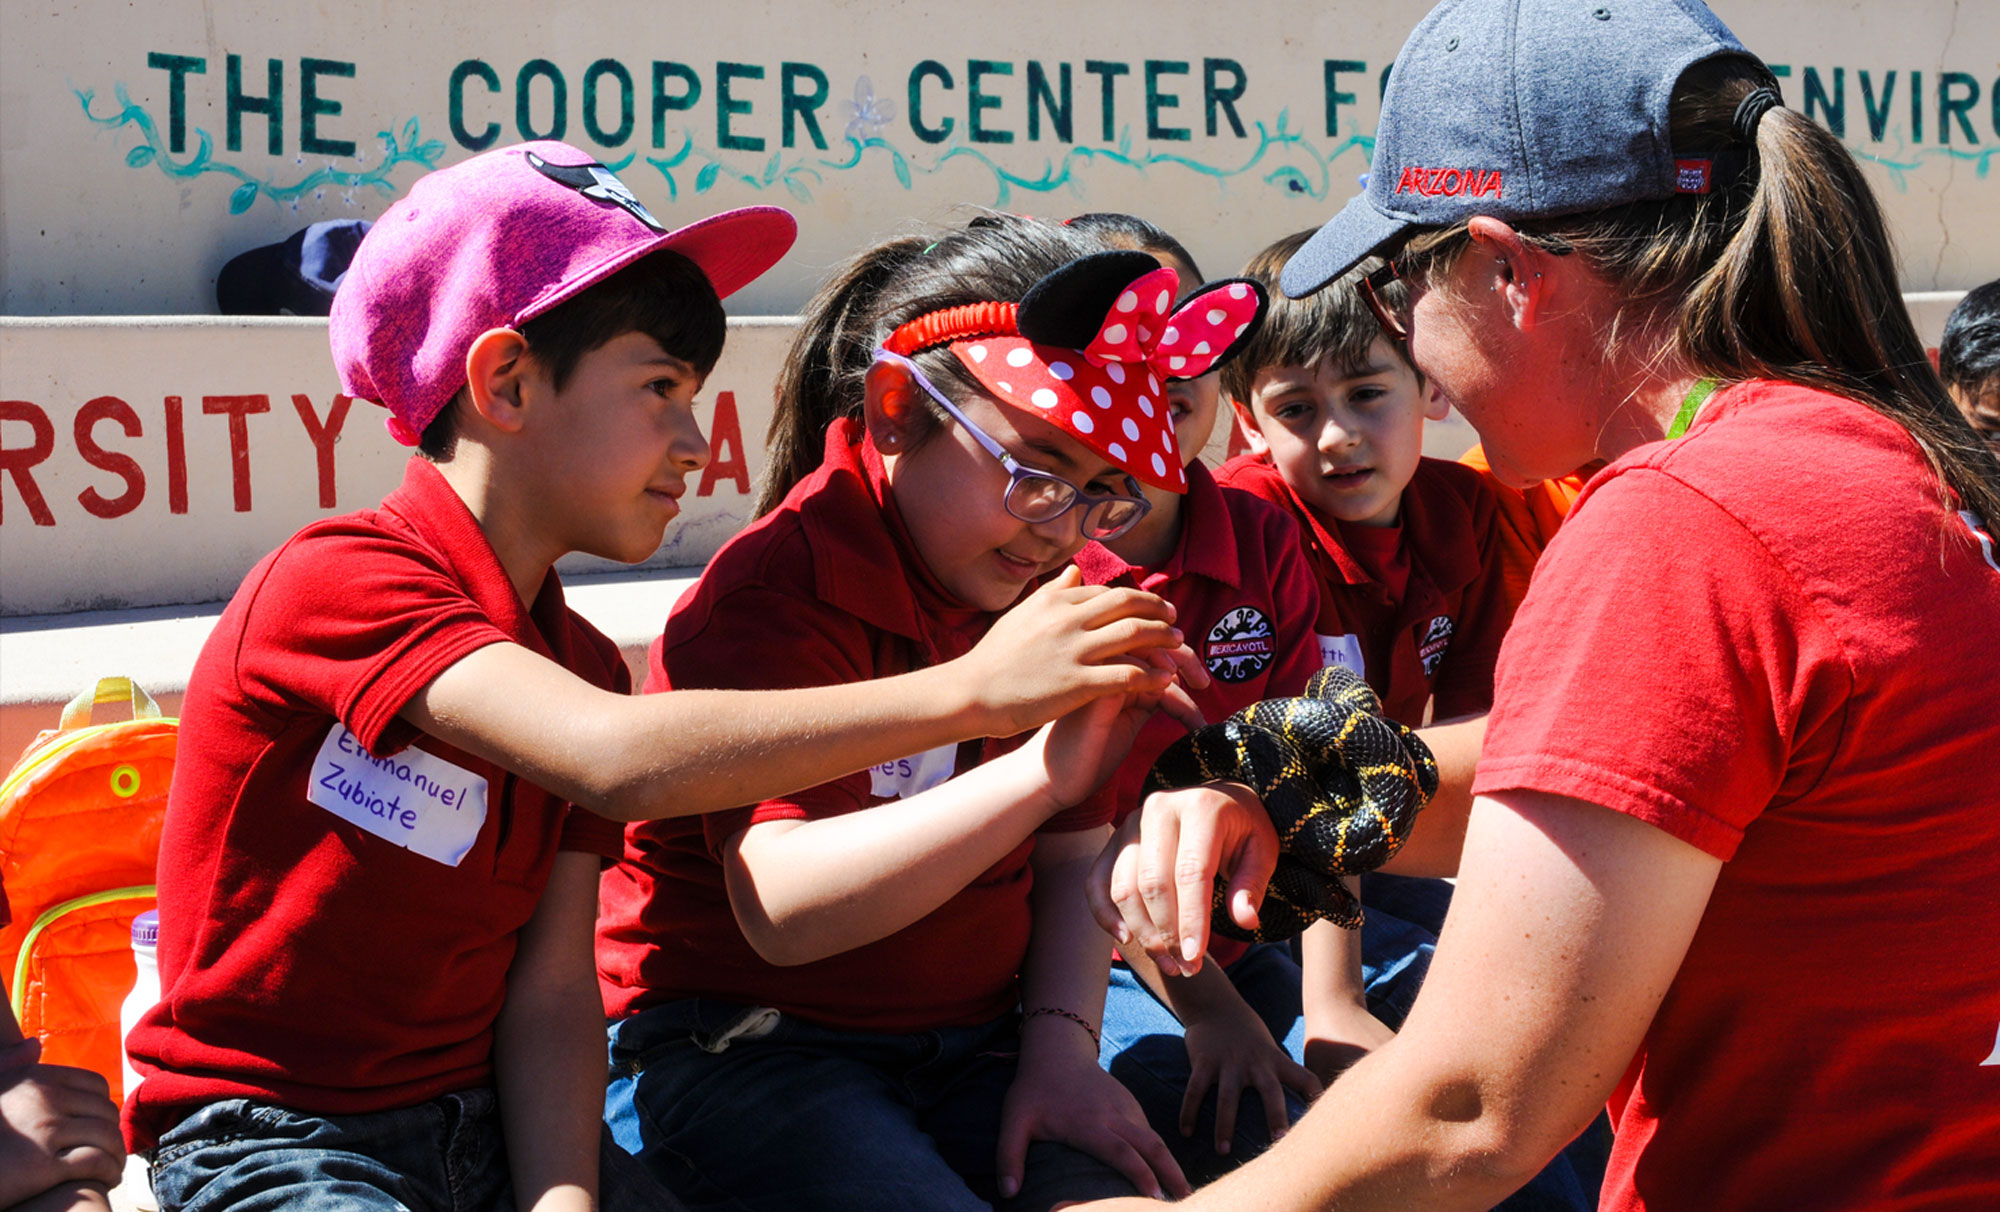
[882,251,1269,492]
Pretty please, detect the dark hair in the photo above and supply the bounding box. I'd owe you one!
[1939,280,2000,454]
[754,214,1104,516]
[1221,228,1413,407]
[419,248,726,461]
[1064,213,1204,285]
[1396,56,2000,525]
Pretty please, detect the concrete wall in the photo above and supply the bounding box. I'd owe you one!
[2,0,1995,320]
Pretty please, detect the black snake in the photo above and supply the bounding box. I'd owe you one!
[1141,665,1439,943]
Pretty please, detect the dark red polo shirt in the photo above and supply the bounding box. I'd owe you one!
[598,418,1113,1032]
[125,459,627,1150]
[1077,459,1323,967]
[1217,455,1512,726]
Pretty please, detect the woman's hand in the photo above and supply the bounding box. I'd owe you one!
[960,568,1209,738]
[1179,993,1323,1155]
[997,1029,1191,1203]
[1088,783,1278,976]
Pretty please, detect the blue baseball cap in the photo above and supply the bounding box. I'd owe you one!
[1282,0,1761,298]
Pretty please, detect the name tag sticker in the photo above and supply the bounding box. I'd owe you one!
[307,724,489,867]
[1317,632,1366,677]
[869,742,958,800]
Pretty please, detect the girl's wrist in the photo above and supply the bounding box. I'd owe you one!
[1019,1005,1103,1068]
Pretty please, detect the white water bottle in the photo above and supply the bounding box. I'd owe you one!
[120,910,160,1211]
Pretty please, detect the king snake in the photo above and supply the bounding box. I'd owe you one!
[1140,665,1439,943]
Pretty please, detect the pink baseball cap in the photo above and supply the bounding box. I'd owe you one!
[329,140,797,444]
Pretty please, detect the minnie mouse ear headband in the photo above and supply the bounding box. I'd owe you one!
[878,251,1268,492]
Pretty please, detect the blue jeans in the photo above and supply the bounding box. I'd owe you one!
[605,998,1138,1212]
[147,1087,678,1212]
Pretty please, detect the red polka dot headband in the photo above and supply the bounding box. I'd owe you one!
[880,251,1269,493]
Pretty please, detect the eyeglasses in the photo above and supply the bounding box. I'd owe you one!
[1358,258,1412,343]
[875,349,1153,542]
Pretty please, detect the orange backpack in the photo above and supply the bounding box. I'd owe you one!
[0,677,173,1103]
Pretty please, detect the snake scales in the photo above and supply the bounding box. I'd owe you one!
[1140,665,1439,943]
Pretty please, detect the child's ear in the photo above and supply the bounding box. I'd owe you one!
[1229,398,1270,458]
[464,327,533,434]
[862,360,929,454]
[1419,375,1450,423]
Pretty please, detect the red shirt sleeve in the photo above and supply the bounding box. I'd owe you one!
[1474,470,1846,859]
[1430,474,1514,720]
[658,582,878,855]
[232,523,512,757]
[1265,507,1327,700]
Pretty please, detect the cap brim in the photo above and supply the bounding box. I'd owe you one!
[516,204,798,323]
[1278,193,1411,299]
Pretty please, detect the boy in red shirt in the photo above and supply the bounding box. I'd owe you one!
[1215,231,1596,1208]
[1218,229,1513,729]
[126,143,1197,1212]
[1061,215,1381,1181]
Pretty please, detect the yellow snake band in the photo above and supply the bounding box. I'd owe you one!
[1140,665,1440,943]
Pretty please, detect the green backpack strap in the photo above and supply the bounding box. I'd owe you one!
[58,677,162,733]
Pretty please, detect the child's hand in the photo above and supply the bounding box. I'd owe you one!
[997,1039,1191,1202]
[1021,674,1200,813]
[962,568,1209,739]
[1180,993,1324,1154]
[1302,999,1395,1087]
[0,1050,126,1210]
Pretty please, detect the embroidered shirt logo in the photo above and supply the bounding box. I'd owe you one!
[1418,615,1454,678]
[525,151,666,230]
[1394,166,1505,199]
[1205,606,1276,682]
[1674,159,1714,194]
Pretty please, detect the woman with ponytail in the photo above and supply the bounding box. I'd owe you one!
[1085,3,2000,1210]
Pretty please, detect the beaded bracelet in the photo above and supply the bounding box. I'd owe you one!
[1023,1005,1101,1049]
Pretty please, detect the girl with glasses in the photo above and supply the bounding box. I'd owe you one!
[597,215,1265,1212]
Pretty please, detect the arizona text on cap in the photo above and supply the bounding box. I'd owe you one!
[1282,0,1759,298]
[329,141,797,444]
[881,251,1268,493]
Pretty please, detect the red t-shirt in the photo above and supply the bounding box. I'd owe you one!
[124,459,627,1150]
[1476,381,2000,1211]
[1217,454,1512,725]
[597,419,1113,1032]
[1076,460,1323,967]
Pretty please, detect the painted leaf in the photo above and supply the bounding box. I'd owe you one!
[783,176,812,203]
[126,145,155,167]
[891,151,911,190]
[228,181,259,214]
[695,161,720,193]
[764,152,781,184]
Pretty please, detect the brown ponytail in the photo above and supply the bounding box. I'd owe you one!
[756,235,928,516]
[754,215,1105,517]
